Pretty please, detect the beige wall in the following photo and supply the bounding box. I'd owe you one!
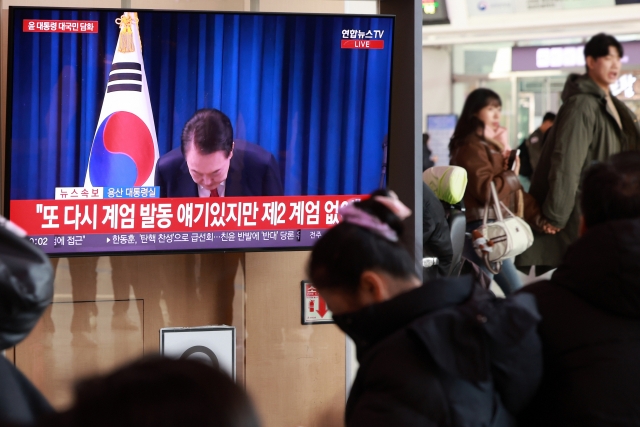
[130,0,245,11]
[422,46,452,132]
[258,0,344,13]
[1,1,352,426]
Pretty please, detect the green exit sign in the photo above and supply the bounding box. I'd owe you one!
[422,0,449,24]
[422,0,439,15]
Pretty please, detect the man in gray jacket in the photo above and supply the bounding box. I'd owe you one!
[517,33,640,273]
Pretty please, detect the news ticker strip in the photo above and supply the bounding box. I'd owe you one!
[28,229,326,254]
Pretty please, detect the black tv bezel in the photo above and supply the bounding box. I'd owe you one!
[3,5,396,258]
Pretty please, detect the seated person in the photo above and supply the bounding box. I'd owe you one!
[308,190,542,427]
[518,152,640,427]
[422,182,453,278]
[155,108,283,197]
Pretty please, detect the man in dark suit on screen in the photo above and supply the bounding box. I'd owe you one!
[155,108,284,198]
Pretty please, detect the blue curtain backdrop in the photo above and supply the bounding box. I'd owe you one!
[9,9,393,199]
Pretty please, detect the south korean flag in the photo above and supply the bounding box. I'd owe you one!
[84,12,159,188]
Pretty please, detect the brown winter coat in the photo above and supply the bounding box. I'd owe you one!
[451,133,542,228]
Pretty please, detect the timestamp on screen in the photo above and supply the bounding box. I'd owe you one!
[29,237,48,246]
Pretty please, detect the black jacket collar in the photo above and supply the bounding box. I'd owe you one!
[333,275,474,356]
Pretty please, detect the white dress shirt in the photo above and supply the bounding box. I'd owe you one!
[198,181,226,197]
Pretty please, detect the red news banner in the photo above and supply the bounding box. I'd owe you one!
[11,195,363,235]
[23,19,99,33]
[340,40,384,49]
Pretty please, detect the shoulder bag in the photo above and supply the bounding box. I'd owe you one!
[472,182,534,274]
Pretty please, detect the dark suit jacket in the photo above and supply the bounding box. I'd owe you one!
[155,140,284,197]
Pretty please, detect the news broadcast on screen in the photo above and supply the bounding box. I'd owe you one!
[5,7,394,255]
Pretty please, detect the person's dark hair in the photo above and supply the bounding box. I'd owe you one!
[542,112,556,123]
[181,108,234,156]
[581,152,640,228]
[449,88,501,154]
[584,33,623,71]
[36,357,260,427]
[307,189,416,294]
[423,133,430,146]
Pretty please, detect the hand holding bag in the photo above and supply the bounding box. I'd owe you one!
[472,182,534,274]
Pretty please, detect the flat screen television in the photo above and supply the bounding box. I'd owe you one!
[4,7,394,256]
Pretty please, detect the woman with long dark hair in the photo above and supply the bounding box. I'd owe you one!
[307,189,542,427]
[450,88,546,295]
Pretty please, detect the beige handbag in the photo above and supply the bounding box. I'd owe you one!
[473,182,534,274]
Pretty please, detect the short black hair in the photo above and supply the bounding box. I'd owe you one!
[581,152,640,228]
[542,112,556,123]
[423,133,430,146]
[307,189,417,294]
[584,33,623,64]
[181,109,234,156]
[42,357,261,427]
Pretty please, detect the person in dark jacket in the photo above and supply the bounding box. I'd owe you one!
[422,183,453,278]
[308,189,543,427]
[518,152,640,426]
[517,33,640,273]
[525,112,555,176]
[0,217,54,425]
[155,108,283,198]
[518,112,556,181]
[422,133,436,172]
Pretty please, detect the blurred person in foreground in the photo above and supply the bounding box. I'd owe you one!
[33,357,260,427]
[308,189,542,427]
[449,88,550,295]
[0,217,54,425]
[518,152,640,426]
[518,33,640,274]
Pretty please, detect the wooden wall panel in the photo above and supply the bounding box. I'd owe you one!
[245,251,345,427]
[14,253,246,410]
[15,301,144,410]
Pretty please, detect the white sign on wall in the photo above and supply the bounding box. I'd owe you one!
[301,281,334,325]
[160,326,236,380]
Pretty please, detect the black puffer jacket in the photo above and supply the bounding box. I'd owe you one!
[334,276,542,427]
[519,218,640,426]
[423,183,453,277]
[0,224,55,425]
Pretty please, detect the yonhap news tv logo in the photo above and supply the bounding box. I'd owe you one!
[341,29,385,50]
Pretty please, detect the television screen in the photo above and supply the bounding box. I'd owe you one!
[5,7,394,255]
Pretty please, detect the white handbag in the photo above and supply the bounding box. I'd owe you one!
[473,182,534,274]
